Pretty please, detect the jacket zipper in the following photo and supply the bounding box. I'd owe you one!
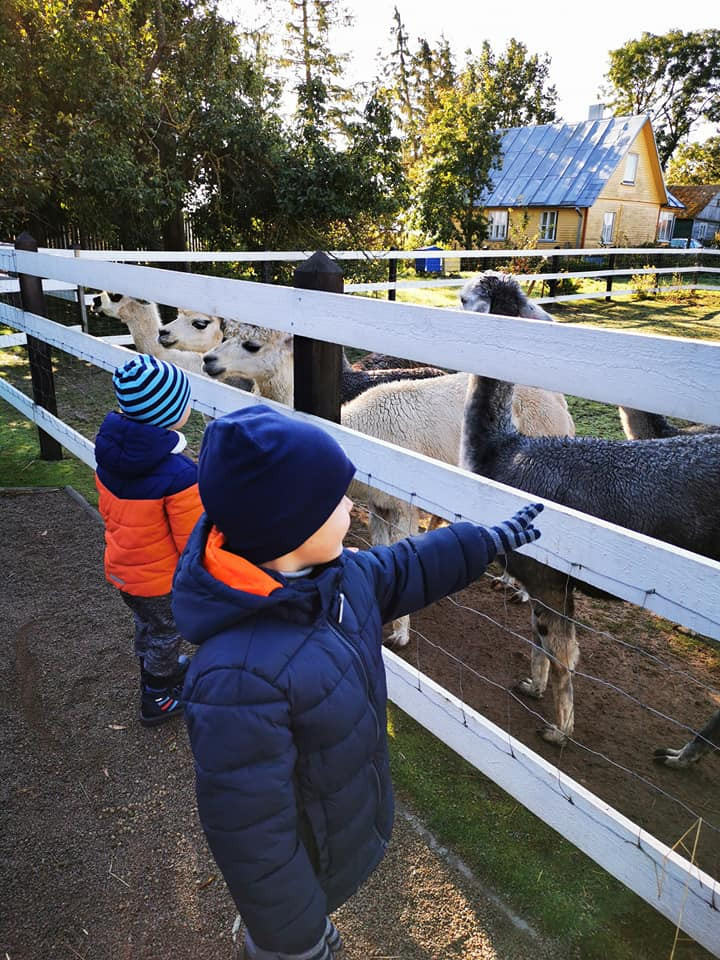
[327,611,381,749]
[328,595,390,841]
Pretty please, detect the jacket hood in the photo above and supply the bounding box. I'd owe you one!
[172,515,345,646]
[95,411,182,479]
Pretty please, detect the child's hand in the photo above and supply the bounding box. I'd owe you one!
[487,503,543,554]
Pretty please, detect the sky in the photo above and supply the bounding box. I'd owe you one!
[223,0,718,141]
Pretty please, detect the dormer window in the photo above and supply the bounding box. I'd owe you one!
[622,152,639,184]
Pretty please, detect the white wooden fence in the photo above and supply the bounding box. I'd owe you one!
[1,245,720,954]
[1,242,717,309]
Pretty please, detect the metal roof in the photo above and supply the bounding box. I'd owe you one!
[664,190,686,210]
[478,115,659,208]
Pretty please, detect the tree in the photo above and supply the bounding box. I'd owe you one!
[0,0,280,249]
[279,0,353,132]
[604,30,720,168]
[474,38,557,128]
[665,137,720,184]
[377,9,456,163]
[410,38,557,248]
[413,64,501,249]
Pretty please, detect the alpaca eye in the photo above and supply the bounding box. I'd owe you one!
[109,293,123,303]
[192,320,209,329]
[243,341,261,353]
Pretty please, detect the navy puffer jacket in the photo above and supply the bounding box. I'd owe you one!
[172,515,497,954]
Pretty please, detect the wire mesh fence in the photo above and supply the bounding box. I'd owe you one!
[1,255,719,951]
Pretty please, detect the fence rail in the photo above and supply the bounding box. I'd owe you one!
[1,247,720,954]
[1,243,716,262]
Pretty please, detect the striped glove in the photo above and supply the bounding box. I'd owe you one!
[247,919,343,960]
[486,503,543,554]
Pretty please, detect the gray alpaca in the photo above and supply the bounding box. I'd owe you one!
[459,272,720,752]
[341,352,447,403]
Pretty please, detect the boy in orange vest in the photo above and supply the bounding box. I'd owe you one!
[94,354,203,726]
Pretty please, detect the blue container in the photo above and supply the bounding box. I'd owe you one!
[414,245,443,273]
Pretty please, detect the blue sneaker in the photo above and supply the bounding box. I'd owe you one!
[140,683,184,727]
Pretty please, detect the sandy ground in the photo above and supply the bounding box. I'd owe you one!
[0,487,557,960]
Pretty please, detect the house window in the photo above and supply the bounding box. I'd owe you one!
[487,210,508,241]
[657,211,674,242]
[601,211,616,245]
[622,152,639,184]
[539,210,557,242]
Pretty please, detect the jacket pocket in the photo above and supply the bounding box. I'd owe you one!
[299,798,330,876]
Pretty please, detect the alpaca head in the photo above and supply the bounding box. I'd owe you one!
[158,310,223,353]
[202,327,291,382]
[459,271,554,321]
[91,291,157,324]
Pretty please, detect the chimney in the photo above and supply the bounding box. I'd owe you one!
[588,104,605,121]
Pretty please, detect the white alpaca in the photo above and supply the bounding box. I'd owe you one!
[92,293,261,397]
[157,309,224,353]
[91,292,207,374]
[202,321,574,647]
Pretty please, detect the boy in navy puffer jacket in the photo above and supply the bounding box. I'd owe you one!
[172,404,542,960]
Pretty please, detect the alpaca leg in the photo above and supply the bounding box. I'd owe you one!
[538,607,579,745]
[516,602,550,699]
[369,498,417,648]
[654,708,720,769]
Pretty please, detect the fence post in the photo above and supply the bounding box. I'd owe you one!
[72,244,89,333]
[605,253,616,302]
[388,250,397,301]
[292,252,343,423]
[14,232,63,460]
[547,252,560,298]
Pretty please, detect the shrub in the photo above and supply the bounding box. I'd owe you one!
[630,268,658,300]
[659,274,697,304]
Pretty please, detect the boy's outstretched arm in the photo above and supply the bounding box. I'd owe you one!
[351,504,543,625]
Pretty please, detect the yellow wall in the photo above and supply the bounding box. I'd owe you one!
[483,120,668,249]
[584,198,661,247]
[585,122,666,246]
[484,208,584,249]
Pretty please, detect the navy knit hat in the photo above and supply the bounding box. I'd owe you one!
[198,405,356,564]
[113,354,191,428]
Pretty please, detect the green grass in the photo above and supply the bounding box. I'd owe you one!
[0,397,98,503]
[387,705,704,959]
[2,290,719,958]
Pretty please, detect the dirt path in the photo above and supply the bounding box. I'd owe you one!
[0,488,554,960]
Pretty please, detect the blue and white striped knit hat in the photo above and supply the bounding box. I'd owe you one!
[112,354,191,428]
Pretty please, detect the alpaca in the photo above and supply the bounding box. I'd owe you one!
[352,352,428,371]
[202,325,449,406]
[654,708,720,768]
[618,407,720,440]
[202,300,574,647]
[459,350,720,744]
[619,404,720,767]
[91,292,206,375]
[91,292,255,392]
[341,351,448,402]
[157,309,224,354]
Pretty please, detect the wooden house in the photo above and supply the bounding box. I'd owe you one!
[477,113,681,249]
[666,184,720,246]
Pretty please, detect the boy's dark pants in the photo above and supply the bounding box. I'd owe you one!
[120,592,182,680]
